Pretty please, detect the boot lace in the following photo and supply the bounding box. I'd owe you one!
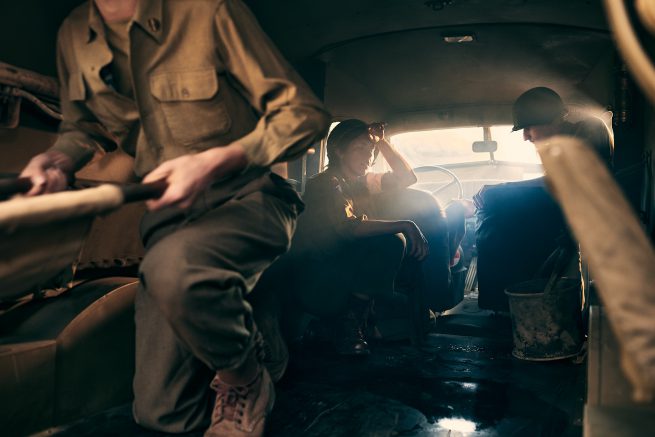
[210,378,254,425]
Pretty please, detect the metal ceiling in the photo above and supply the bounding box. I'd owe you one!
[248,0,614,125]
[247,0,610,60]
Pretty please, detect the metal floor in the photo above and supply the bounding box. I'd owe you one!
[48,295,585,437]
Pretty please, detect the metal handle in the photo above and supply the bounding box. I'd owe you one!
[0,177,167,204]
[0,177,32,200]
[120,179,168,203]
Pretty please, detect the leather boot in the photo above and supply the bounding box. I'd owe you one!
[335,296,372,356]
[204,366,275,437]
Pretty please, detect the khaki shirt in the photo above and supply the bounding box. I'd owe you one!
[292,168,385,257]
[51,0,330,177]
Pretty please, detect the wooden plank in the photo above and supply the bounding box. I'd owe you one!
[587,306,639,406]
[536,136,655,402]
[584,405,655,437]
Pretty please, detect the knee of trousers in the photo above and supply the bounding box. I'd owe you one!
[407,189,447,221]
[365,233,406,268]
[139,238,187,315]
[138,237,247,326]
[383,233,407,262]
[344,234,405,301]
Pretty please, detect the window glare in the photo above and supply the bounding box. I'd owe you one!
[491,126,542,164]
[389,126,542,167]
[326,124,543,175]
[391,127,488,167]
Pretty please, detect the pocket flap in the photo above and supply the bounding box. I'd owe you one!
[150,69,219,102]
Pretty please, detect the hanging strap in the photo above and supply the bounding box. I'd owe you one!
[543,246,575,295]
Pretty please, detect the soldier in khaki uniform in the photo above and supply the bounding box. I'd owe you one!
[19,0,330,435]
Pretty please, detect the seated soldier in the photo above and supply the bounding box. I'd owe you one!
[288,119,451,355]
[513,86,613,168]
[474,87,613,310]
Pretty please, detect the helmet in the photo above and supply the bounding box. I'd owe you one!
[512,87,567,131]
[327,119,369,151]
[326,119,371,167]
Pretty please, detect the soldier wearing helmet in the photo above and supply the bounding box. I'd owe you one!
[513,87,614,168]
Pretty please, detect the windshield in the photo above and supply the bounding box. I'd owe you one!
[387,126,542,168]
[325,124,544,201]
[363,125,544,201]
[489,126,542,164]
[390,127,489,167]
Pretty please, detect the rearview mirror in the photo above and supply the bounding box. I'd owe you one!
[472,140,497,153]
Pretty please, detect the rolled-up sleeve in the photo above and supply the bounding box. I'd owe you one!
[213,0,331,167]
[49,21,117,171]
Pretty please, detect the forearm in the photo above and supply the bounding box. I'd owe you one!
[49,130,102,171]
[377,139,417,187]
[200,143,249,181]
[351,219,408,238]
[214,0,330,168]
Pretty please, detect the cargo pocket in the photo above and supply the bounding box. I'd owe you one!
[150,69,231,146]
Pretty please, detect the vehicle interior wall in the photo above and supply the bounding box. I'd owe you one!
[642,37,655,241]
[0,0,83,79]
[645,102,655,240]
[613,74,649,216]
[0,123,55,175]
[0,0,67,174]
[610,6,655,241]
[637,15,655,242]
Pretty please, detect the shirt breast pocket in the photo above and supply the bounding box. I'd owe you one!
[150,69,232,146]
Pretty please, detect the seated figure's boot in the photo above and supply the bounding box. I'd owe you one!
[205,366,275,437]
[335,296,372,356]
[335,314,370,355]
[367,299,384,342]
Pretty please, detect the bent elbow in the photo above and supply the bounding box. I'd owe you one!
[407,172,418,186]
[399,171,418,188]
[293,105,331,147]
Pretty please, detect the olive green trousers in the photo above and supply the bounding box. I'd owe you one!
[132,172,300,433]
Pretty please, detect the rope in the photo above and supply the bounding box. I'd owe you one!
[1,86,62,120]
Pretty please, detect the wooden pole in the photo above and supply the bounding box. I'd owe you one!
[536,135,655,402]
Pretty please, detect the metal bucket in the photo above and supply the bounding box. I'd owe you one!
[505,278,583,361]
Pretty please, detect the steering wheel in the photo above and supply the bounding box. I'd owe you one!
[413,165,464,200]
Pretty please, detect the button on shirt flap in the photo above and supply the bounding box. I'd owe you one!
[150,69,219,102]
